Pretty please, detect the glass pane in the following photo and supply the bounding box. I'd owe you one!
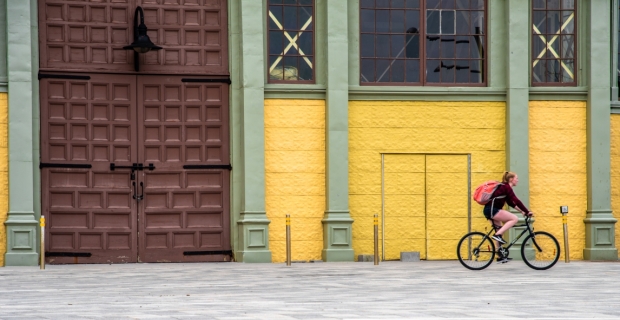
[561,35,574,59]
[405,10,420,31]
[455,36,470,58]
[427,10,440,34]
[426,36,440,58]
[532,60,545,83]
[376,35,390,57]
[391,34,405,58]
[376,59,391,82]
[455,59,470,82]
[548,0,560,10]
[427,0,440,10]
[269,6,283,30]
[299,0,312,5]
[390,10,405,33]
[561,11,574,34]
[377,0,390,8]
[283,0,297,4]
[377,10,390,32]
[298,6,312,29]
[456,9,470,34]
[440,37,455,58]
[270,0,283,4]
[393,0,405,8]
[470,0,483,10]
[361,10,376,33]
[282,56,299,80]
[532,35,547,60]
[547,11,561,34]
[269,31,284,55]
[470,11,483,34]
[405,33,420,58]
[456,0,469,10]
[546,59,561,82]
[470,60,482,83]
[405,59,420,82]
[361,59,376,82]
[269,56,284,80]
[561,59,575,82]
[546,36,559,60]
[441,0,455,9]
[533,11,547,34]
[392,59,405,82]
[406,0,420,8]
[361,0,375,8]
[299,56,313,80]
[426,59,441,82]
[471,35,484,59]
[441,10,455,34]
[283,6,298,30]
[361,34,375,57]
[298,31,312,55]
[562,0,574,9]
[441,60,455,82]
[533,0,546,9]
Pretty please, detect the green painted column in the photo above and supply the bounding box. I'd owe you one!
[322,0,354,262]
[0,0,7,92]
[505,0,530,258]
[583,0,618,260]
[4,0,38,266]
[234,0,272,263]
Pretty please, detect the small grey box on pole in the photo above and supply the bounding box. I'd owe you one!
[560,206,569,263]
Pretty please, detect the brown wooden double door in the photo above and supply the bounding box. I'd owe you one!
[41,74,230,263]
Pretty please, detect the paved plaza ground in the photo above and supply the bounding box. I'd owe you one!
[0,260,618,319]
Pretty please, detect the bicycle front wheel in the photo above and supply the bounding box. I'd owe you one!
[457,232,495,270]
[521,231,560,270]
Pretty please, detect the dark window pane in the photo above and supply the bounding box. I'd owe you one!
[547,11,561,34]
[283,6,298,30]
[561,59,574,82]
[456,0,469,10]
[456,9,469,34]
[269,56,284,80]
[377,10,390,32]
[376,35,390,57]
[405,10,420,31]
[546,59,561,82]
[270,0,283,4]
[455,59,470,82]
[392,59,405,82]
[361,10,376,33]
[532,36,546,60]
[406,0,420,8]
[427,10,440,34]
[440,37,455,58]
[282,56,299,80]
[405,33,420,58]
[455,36,470,58]
[441,60,455,82]
[561,35,574,59]
[532,60,545,83]
[269,31,284,55]
[377,0,390,8]
[441,0,455,9]
[284,0,297,4]
[562,0,574,9]
[470,11,484,34]
[426,35,440,58]
[561,11,574,34]
[471,35,484,59]
[545,36,559,60]
[361,0,375,8]
[393,0,405,8]
[390,10,405,33]
[533,0,545,9]
[533,11,547,34]
[441,10,455,34]
[548,0,560,10]
[391,34,405,58]
[470,0,483,9]
[361,59,376,82]
[427,0,440,9]
[470,60,482,83]
[299,31,312,55]
[376,59,391,82]
[299,56,313,80]
[361,34,375,57]
[269,6,283,30]
[298,6,312,28]
[299,0,312,5]
[405,59,420,82]
[426,60,441,82]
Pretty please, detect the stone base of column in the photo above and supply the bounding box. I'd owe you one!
[4,212,39,266]
[322,211,354,262]
[236,211,272,263]
[583,211,618,261]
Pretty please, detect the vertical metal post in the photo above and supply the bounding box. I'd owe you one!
[374,214,379,265]
[40,216,45,270]
[286,214,291,266]
[381,154,385,261]
[467,154,471,234]
[561,206,570,263]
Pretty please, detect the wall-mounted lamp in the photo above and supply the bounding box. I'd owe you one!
[123,6,162,71]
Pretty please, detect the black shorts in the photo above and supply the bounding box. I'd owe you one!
[483,205,501,219]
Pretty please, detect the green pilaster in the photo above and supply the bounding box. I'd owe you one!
[584,0,618,260]
[234,0,271,263]
[0,0,7,92]
[505,0,530,258]
[322,0,354,262]
[4,0,38,266]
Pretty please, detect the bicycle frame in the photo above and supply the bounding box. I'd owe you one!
[483,216,541,252]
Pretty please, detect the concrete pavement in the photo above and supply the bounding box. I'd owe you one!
[0,260,619,319]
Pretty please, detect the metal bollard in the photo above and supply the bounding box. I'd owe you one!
[560,206,569,263]
[40,216,45,270]
[374,214,379,265]
[286,214,291,266]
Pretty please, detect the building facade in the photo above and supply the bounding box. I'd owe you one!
[1,0,619,266]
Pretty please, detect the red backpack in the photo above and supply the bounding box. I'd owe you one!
[473,181,503,205]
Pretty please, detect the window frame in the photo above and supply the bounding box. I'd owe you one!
[359,0,488,87]
[531,0,578,87]
[266,0,316,84]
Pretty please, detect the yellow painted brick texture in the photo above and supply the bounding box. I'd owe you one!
[0,93,7,267]
[611,115,620,255]
[265,99,325,263]
[350,101,506,260]
[529,101,586,260]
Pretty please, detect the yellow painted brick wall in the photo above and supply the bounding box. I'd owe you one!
[265,99,325,262]
[350,101,506,260]
[610,115,620,255]
[0,93,7,267]
[530,101,586,260]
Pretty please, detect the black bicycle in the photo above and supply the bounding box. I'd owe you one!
[457,216,560,270]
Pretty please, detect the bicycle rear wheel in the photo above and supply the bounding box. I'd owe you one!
[521,231,560,270]
[457,232,495,270]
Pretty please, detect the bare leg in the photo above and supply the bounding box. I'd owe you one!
[492,210,518,236]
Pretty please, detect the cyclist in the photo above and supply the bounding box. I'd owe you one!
[484,171,534,262]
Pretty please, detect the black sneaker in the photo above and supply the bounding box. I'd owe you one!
[496,249,513,263]
[491,234,506,245]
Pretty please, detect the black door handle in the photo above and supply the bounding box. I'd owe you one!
[132,181,138,200]
[137,182,144,202]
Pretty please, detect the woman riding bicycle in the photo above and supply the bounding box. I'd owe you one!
[484,172,534,261]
